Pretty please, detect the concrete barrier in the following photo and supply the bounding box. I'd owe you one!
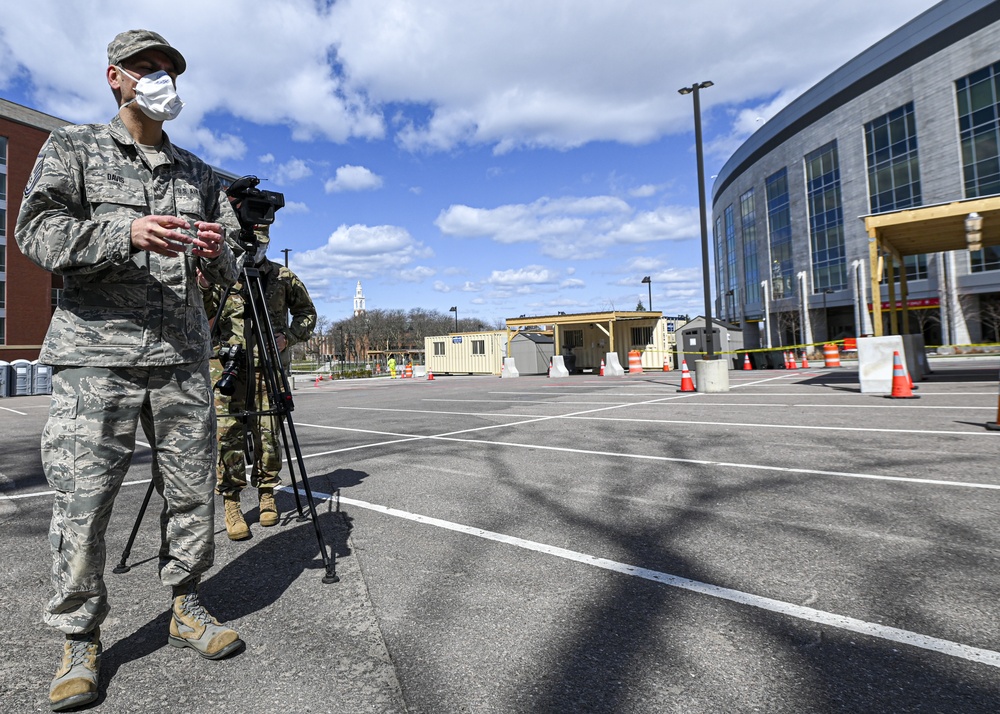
[501,357,520,378]
[858,335,906,394]
[604,352,625,376]
[694,359,730,393]
[549,355,569,378]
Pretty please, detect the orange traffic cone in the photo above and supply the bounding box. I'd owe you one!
[314,375,320,388]
[599,358,605,376]
[782,351,790,369]
[743,353,752,370]
[427,369,435,381]
[662,356,670,372]
[788,351,798,369]
[800,352,810,369]
[678,360,695,392]
[887,351,918,399]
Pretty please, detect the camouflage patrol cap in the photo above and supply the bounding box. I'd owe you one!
[254,227,270,245]
[107,29,187,75]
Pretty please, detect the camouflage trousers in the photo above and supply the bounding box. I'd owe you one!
[41,363,216,635]
[211,360,282,496]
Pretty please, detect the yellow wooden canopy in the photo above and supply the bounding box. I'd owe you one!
[505,311,662,354]
[863,195,1000,335]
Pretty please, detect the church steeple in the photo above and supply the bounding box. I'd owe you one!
[353,280,366,316]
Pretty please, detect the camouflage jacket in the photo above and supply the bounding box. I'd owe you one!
[202,253,316,369]
[15,115,239,366]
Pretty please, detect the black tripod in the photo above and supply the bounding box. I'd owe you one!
[114,234,339,584]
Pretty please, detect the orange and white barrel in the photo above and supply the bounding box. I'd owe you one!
[628,350,642,374]
[823,343,841,368]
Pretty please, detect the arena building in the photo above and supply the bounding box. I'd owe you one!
[711,0,1000,350]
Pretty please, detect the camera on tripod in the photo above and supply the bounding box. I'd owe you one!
[225,175,284,260]
[215,343,245,396]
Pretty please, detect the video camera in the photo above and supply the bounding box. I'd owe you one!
[225,175,284,253]
[214,343,245,396]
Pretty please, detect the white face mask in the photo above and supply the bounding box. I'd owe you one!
[254,242,269,265]
[118,66,184,121]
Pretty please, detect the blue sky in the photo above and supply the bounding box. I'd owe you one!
[0,0,939,326]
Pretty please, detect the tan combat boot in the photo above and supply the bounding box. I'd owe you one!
[49,628,101,711]
[168,583,244,660]
[258,488,279,527]
[223,493,250,540]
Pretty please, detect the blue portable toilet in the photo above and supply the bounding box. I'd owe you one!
[0,361,8,397]
[32,361,53,395]
[10,359,33,396]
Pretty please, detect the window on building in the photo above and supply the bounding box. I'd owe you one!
[957,60,1000,198]
[972,248,1000,273]
[563,329,583,348]
[472,339,485,355]
[433,341,445,355]
[865,103,921,214]
[958,62,1000,271]
[631,326,653,346]
[0,316,4,345]
[0,136,6,165]
[724,204,738,319]
[0,172,6,202]
[0,280,5,309]
[0,207,5,238]
[740,189,760,305]
[882,254,928,282]
[765,168,793,299]
[0,247,5,273]
[805,141,847,292]
[714,215,725,307]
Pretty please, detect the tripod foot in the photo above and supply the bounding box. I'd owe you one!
[322,571,340,584]
[296,515,309,523]
[112,563,131,574]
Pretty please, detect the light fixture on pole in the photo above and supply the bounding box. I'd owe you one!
[966,212,983,252]
[280,248,292,268]
[678,80,715,359]
[449,306,458,331]
[641,276,652,311]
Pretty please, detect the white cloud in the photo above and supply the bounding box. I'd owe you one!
[0,0,934,156]
[273,158,313,185]
[488,266,557,287]
[436,195,697,258]
[282,201,309,214]
[291,224,434,294]
[324,165,384,193]
[259,153,275,164]
[560,278,586,289]
[629,184,658,198]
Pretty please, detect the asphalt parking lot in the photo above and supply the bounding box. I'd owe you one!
[2,357,1000,713]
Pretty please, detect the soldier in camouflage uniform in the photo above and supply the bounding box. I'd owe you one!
[200,226,316,540]
[15,29,245,712]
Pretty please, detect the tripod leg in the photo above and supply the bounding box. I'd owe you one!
[112,479,156,574]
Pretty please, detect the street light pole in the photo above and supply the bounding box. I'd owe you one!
[641,276,652,311]
[449,306,458,331]
[280,248,292,268]
[679,80,715,359]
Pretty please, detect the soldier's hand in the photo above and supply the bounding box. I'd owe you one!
[275,333,288,352]
[130,215,224,259]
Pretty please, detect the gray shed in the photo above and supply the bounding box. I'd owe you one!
[508,332,554,375]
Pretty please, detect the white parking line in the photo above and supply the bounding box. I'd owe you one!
[294,418,1000,491]
[307,489,1000,670]
[337,405,991,436]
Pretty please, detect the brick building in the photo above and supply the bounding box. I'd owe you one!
[1,98,70,360]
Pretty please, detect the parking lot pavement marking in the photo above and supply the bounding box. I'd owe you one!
[302,488,1000,670]
[338,404,991,437]
[0,406,28,415]
[295,416,1000,491]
